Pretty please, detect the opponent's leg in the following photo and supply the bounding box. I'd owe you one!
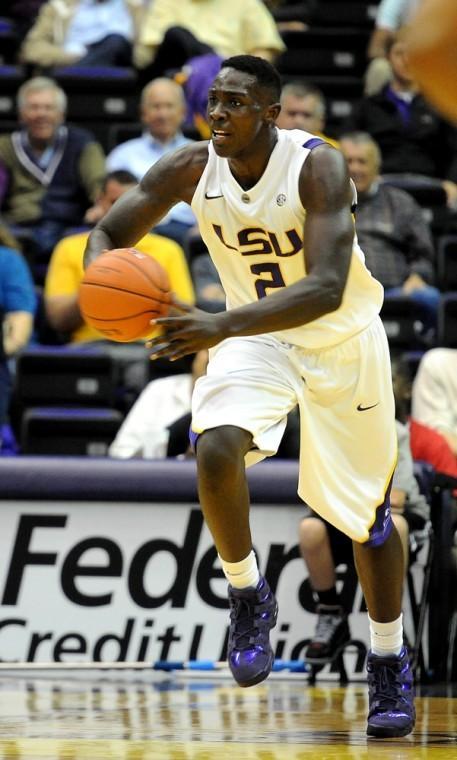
[353,527,415,738]
[196,425,278,687]
[299,517,350,664]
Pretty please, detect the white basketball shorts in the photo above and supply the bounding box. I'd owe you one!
[191,316,397,545]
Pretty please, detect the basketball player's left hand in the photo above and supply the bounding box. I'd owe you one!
[146,298,225,360]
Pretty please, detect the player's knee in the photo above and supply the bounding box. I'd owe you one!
[299,517,328,552]
[196,426,251,481]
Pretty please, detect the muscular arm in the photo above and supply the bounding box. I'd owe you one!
[83,143,208,268]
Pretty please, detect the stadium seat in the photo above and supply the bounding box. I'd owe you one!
[380,295,430,351]
[381,173,447,207]
[20,406,123,455]
[16,347,119,407]
[106,122,142,152]
[0,17,19,63]
[278,29,367,77]
[312,2,378,28]
[400,350,425,381]
[0,65,26,122]
[49,66,140,150]
[437,292,457,347]
[436,235,457,291]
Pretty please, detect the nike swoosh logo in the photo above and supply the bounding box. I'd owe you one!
[357,402,380,412]
[205,192,224,200]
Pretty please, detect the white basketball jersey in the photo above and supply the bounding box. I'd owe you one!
[191,128,384,349]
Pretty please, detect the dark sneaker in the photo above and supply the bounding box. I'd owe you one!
[304,604,351,663]
[227,576,278,687]
[366,646,415,738]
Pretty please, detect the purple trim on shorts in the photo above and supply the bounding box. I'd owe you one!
[364,475,394,547]
[302,137,325,151]
[189,427,200,451]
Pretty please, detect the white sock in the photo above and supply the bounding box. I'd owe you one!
[369,613,403,656]
[219,550,260,589]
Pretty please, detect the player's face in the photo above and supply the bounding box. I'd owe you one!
[142,82,186,142]
[340,140,379,195]
[20,89,64,143]
[207,68,277,158]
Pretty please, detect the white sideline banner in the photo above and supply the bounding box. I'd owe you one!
[0,499,417,675]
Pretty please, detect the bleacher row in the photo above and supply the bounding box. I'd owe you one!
[1,1,457,456]
[0,3,382,148]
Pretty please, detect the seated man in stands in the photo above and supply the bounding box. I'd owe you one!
[344,35,457,209]
[299,361,429,665]
[340,131,440,328]
[20,0,143,70]
[276,82,338,147]
[134,0,285,79]
[393,353,457,482]
[44,170,194,400]
[364,0,419,95]
[412,349,457,461]
[0,76,105,263]
[109,350,209,459]
[106,78,196,246]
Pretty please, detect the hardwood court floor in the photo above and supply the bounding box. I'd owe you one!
[0,671,456,759]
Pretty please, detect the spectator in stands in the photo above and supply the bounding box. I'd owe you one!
[20,0,144,70]
[134,0,286,80]
[45,169,194,344]
[106,78,196,245]
[339,131,440,325]
[412,349,457,459]
[44,171,194,400]
[345,36,457,208]
[365,0,419,95]
[298,361,430,665]
[393,354,457,480]
[109,350,209,459]
[0,77,105,264]
[0,245,36,452]
[276,82,339,147]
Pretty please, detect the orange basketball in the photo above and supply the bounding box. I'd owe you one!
[79,248,171,342]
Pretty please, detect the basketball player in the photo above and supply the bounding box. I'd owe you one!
[403,0,457,123]
[84,56,415,738]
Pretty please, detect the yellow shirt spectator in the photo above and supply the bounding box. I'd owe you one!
[45,230,195,343]
[135,0,285,68]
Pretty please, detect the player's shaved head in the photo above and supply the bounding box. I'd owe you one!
[220,55,282,105]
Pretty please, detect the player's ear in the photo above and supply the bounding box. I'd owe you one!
[265,102,281,124]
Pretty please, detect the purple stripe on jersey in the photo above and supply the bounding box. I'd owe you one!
[189,427,200,451]
[302,137,325,150]
[364,474,394,547]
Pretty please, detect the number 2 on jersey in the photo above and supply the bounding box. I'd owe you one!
[251,262,285,299]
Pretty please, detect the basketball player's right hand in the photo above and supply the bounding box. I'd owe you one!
[146,298,226,361]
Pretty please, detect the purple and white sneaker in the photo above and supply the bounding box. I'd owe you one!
[366,646,416,737]
[227,576,278,687]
